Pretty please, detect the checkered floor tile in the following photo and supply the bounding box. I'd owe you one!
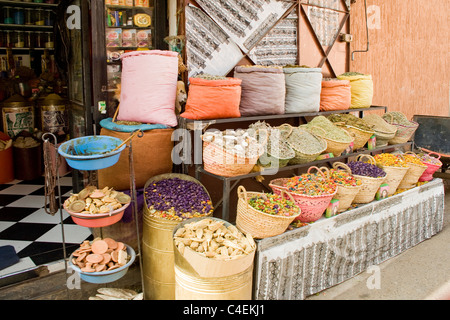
[0,173,93,276]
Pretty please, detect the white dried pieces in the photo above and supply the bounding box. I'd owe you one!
[89,288,143,300]
[64,186,131,214]
[174,218,256,260]
[0,139,12,151]
[202,129,265,159]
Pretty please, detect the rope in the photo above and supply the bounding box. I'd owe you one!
[43,139,59,216]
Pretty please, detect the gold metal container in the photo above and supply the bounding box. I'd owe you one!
[142,212,179,300]
[172,217,255,300]
[142,174,213,300]
[1,100,35,138]
[174,265,253,300]
[38,94,68,134]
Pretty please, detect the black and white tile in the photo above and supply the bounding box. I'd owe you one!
[0,173,93,276]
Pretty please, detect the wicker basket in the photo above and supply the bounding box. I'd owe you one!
[270,167,337,223]
[202,138,264,177]
[383,113,419,145]
[331,162,363,212]
[374,129,397,147]
[257,126,295,168]
[236,186,301,239]
[335,123,375,150]
[285,126,327,165]
[307,125,353,157]
[269,177,291,195]
[351,155,387,204]
[374,154,410,196]
[418,151,443,182]
[397,152,428,189]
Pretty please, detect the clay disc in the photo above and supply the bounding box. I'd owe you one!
[86,254,104,264]
[104,238,117,250]
[91,240,108,254]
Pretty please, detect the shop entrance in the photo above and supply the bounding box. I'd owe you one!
[0,0,94,284]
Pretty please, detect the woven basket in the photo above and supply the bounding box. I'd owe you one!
[375,154,410,196]
[236,186,301,239]
[374,129,396,147]
[269,177,291,195]
[257,126,295,168]
[331,162,363,212]
[351,154,387,204]
[418,151,443,182]
[202,136,264,177]
[270,167,337,223]
[285,125,327,165]
[307,125,353,157]
[397,152,428,189]
[335,123,374,150]
[383,113,419,145]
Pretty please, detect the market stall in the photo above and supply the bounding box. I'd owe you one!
[253,178,445,300]
[12,0,445,302]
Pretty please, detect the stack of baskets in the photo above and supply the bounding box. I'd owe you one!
[328,114,375,150]
[270,166,337,223]
[382,112,419,145]
[363,114,397,147]
[256,125,295,168]
[284,125,327,164]
[347,154,387,204]
[329,163,363,212]
[202,130,266,177]
[373,153,410,196]
[236,186,301,239]
[308,125,354,157]
[398,152,428,189]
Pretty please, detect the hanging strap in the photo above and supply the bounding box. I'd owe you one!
[43,139,59,216]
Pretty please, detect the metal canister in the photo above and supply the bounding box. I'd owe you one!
[174,265,254,300]
[38,94,68,134]
[142,173,213,300]
[142,212,179,300]
[1,99,35,138]
[172,217,255,300]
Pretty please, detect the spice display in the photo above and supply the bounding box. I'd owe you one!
[374,153,409,167]
[145,178,213,221]
[174,218,256,259]
[64,186,131,214]
[382,111,411,126]
[402,154,425,166]
[419,153,442,166]
[329,169,362,187]
[286,126,325,154]
[328,113,374,131]
[202,129,265,159]
[71,238,130,273]
[347,161,386,178]
[363,114,397,133]
[305,116,353,142]
[248,193,298,217]
[193,73,228,80]
[285,172,337,196]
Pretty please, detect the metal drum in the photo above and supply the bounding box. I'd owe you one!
[142,173,213,300]
[38,94,68,134]
[1,100,35,138]
[172,217,255,300]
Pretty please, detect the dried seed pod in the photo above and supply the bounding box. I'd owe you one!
[174,228,185,237]
[190,241,200,250]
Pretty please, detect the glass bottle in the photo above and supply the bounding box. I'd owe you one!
[45,32,54,48]
[14,7,25,25]
[25,8,34,25]
[14,31,25,48]
[3,7,14,24]
[44,10,54,26]
[35,31,44,48]
[35,8,45,26]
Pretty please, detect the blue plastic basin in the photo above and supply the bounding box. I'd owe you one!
[69,244,136,284]
[58,136,126,171]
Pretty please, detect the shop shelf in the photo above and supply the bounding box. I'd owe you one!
[0,0,58,8]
